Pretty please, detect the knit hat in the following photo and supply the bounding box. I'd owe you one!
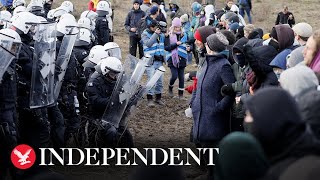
[149,5,158,15]
[228,15,240,24]
[270,27,278,41]
[206,32,229,52]
[194,26,216,43]
[143,0,150,4]
[229,23,240,31]
[192,2,201,13]
[180,14,189,23]
[287,46,305,68]
[168,0,177,5]
[292,22,313,38]
[171,17,181,27]
[132,0,142,5]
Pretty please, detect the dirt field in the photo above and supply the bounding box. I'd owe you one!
[49,0,320,179]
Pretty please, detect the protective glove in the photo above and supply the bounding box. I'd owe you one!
[221,84,235,96]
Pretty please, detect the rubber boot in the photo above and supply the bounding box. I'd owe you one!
[168,85,174,97]
[155,93,165,106]
[178,89,187,100]
[147,94,155,107]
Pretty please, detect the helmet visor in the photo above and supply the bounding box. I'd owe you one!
[106,47,122,60]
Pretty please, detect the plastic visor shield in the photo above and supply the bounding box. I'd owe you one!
[53,27,78,100]
[101,55,139,128]
[119,66,166,127]
[0,46,16,82]
[30,22,57,109]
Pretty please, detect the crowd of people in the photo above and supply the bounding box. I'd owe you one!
[0,0,319,179]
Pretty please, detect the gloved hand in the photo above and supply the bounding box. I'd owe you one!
[221,84,235,96]
[185,85,194,94]
[185,77,198,94]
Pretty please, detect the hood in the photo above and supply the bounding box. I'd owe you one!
[275,25,294,51]
[279,65,319,98]
[269,49,292,69]
[248,28,263,39]
[298,89,320,129]
[233,37,249,54]
[252,45,278,65]
[215,132,269,180]
[245,87,307,161]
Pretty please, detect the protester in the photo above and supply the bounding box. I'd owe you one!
[165,18,191,99]
[238,0,252,24]
[141,19,166,106]
[223,0,234,12]
[191,32,236,179]
[244,87,320,179]
[167,0,183,20]
[292,22,313,46]
[303,29,320,72]
[275,5,295,27]
[125,0,145,59]
[215,132,269,180]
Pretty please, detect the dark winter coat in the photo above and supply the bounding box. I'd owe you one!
[125,8,146,37]
[275,11,295,27]
[86,73,116,119]
[245,87,320,179]
[191,54,236,143]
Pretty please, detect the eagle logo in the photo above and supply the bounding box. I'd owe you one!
[11,144,36,170]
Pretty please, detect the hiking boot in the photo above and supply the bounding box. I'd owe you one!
[168,85,174,97]
[155,93,165,106]
[147,94,155,107]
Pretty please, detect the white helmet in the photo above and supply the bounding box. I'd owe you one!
[0,11,12,22]
[12,0,26,8]
[75,28,92,47]
[11,11,40,34]
[47,9,55,19]
[96,1,111,13]
[78,17,91,30]
[103,42,122,60]
[56,13,78,36]
[27,0,44,9]
[52,8,68,20]
[80,10,98,21]
[13,6,27,16]
[59,1,73,13]
[83,45,108,68]
[98,57,123,76]
[0,28,22,56]
[37,16,47,23]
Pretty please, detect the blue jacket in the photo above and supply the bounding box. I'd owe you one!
[124,8,146,37]
[191,54,236,143]
[1,0,13,6]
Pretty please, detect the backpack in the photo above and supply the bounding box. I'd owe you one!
[239,0,248,7]
[137,17,147,38]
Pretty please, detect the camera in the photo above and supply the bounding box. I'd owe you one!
[157,21,167,33]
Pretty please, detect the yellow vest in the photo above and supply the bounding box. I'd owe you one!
[92,0,99,9]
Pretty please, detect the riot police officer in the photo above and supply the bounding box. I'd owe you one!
[0,28,22,180]
[95,1,112,45]
[11,11,50,177]
[55,13,80,143]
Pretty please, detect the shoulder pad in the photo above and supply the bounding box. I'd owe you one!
[88,82,94,87]
[103,19,107,22]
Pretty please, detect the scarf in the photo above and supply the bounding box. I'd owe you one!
[309,50,320,72]
[169,27,181,68]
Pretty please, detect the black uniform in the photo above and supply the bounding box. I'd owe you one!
[16,33,50,176]
[56,39,80,141]
[73,46,90,114]
[0,60,18,180]
[95,15,110,45]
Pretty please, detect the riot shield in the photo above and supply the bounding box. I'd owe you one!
[0,46,15,82]
[119,66,166,127]
[53,27,79,100]
[30,22,57,109]
[101,55,139,129]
